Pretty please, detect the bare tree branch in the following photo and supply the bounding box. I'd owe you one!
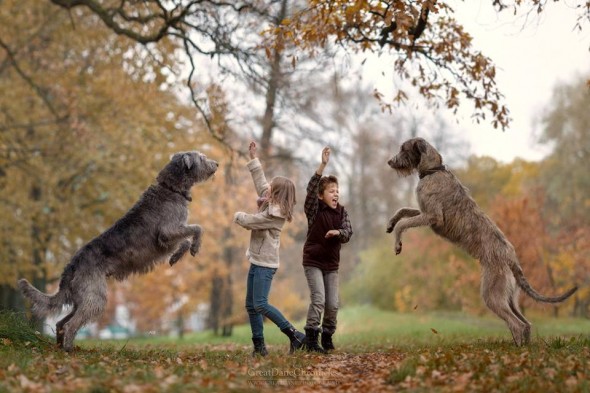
[0,39,66,121]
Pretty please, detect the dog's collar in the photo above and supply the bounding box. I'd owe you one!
[159,184,192,202]
[419,165,447,179]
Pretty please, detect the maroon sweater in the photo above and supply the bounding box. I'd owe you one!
[302,173,353,272]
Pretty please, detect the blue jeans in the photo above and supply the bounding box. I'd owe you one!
[245,264,291,339]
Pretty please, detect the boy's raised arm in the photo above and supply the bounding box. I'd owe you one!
[316,146,330,176]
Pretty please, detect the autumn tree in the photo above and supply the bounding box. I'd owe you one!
[0,0,200,319]
[537,74,590,226]
[40,0,336,158]
[537,74,590,317]
[276,1,589,129]
[41,1,589,138]
[489,192,556,312]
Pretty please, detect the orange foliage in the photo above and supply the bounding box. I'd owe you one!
[489,191,556,310]
[273,1,510,130]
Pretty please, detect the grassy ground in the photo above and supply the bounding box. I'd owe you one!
[1,306,590,392]
[84,305,590,347]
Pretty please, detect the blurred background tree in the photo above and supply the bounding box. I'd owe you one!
[1,0,588,337]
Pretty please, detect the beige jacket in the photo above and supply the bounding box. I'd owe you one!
[233,158,286,269]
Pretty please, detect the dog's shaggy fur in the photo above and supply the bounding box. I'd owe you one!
[386,137,577,346]
[19,151,218,351]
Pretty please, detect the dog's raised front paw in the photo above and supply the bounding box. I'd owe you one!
[169,252,182,266]
[395,242,402,255]
[386,218,397,233]
[190,241,201,256]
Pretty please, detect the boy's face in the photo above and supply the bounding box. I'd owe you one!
[319,182,339,209]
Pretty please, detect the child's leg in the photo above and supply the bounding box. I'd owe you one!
[251,265,290,330]
[321,270,339,335]
[245,264,264,339]
[303,266,325,332]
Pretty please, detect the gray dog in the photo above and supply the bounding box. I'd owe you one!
[386,137,577,346]
[18,151,218,351]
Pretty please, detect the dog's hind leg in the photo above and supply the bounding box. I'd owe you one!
[508,288,531,344]
[169,240,191,266]
[62,276,107,352]
[56,308,76,348]
[481,271,528,346]
[486,299,527,346]
[386,208,421,233]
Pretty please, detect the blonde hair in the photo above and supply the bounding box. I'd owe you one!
[267,176,296,222]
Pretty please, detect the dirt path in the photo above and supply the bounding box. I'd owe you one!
[260,351,405,392]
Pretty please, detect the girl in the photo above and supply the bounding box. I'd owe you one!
[233,141,305,356]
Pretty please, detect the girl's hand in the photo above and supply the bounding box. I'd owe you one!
[249,141,257,160]
[325,229,340,239]
[321,147,330,165]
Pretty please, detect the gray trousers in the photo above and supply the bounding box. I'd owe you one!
[303,266,339,335]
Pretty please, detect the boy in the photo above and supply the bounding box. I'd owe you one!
[302,146,353,352]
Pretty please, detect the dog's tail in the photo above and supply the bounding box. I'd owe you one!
[18,279,68,318]
[511,265,578,303]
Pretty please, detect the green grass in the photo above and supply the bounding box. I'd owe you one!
[80,304,590,351]
[2,306,590,392]
[0,310,52,346]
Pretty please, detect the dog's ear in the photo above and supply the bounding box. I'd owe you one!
[413,139,428,155]
[182,153,194,169]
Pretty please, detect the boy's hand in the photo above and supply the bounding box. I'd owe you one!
[249,141,257,160]
[321,147,330,165]
[325,229,340,239]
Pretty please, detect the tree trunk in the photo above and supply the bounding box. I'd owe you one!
[209,164,237,336]
[0,284,25,312]
[220,269,233,337]
[208,273,223,335]
[176,311,184,339]
[29,184,46,333]
[259,0,288,162]
[218,222,235,337]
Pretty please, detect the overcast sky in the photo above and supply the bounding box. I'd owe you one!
[448,1,589,162]
[360,1,589,163]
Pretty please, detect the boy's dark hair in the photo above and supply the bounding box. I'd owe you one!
[318,175,338,195]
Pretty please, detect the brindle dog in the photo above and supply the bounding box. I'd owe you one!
[386,137,577,346]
